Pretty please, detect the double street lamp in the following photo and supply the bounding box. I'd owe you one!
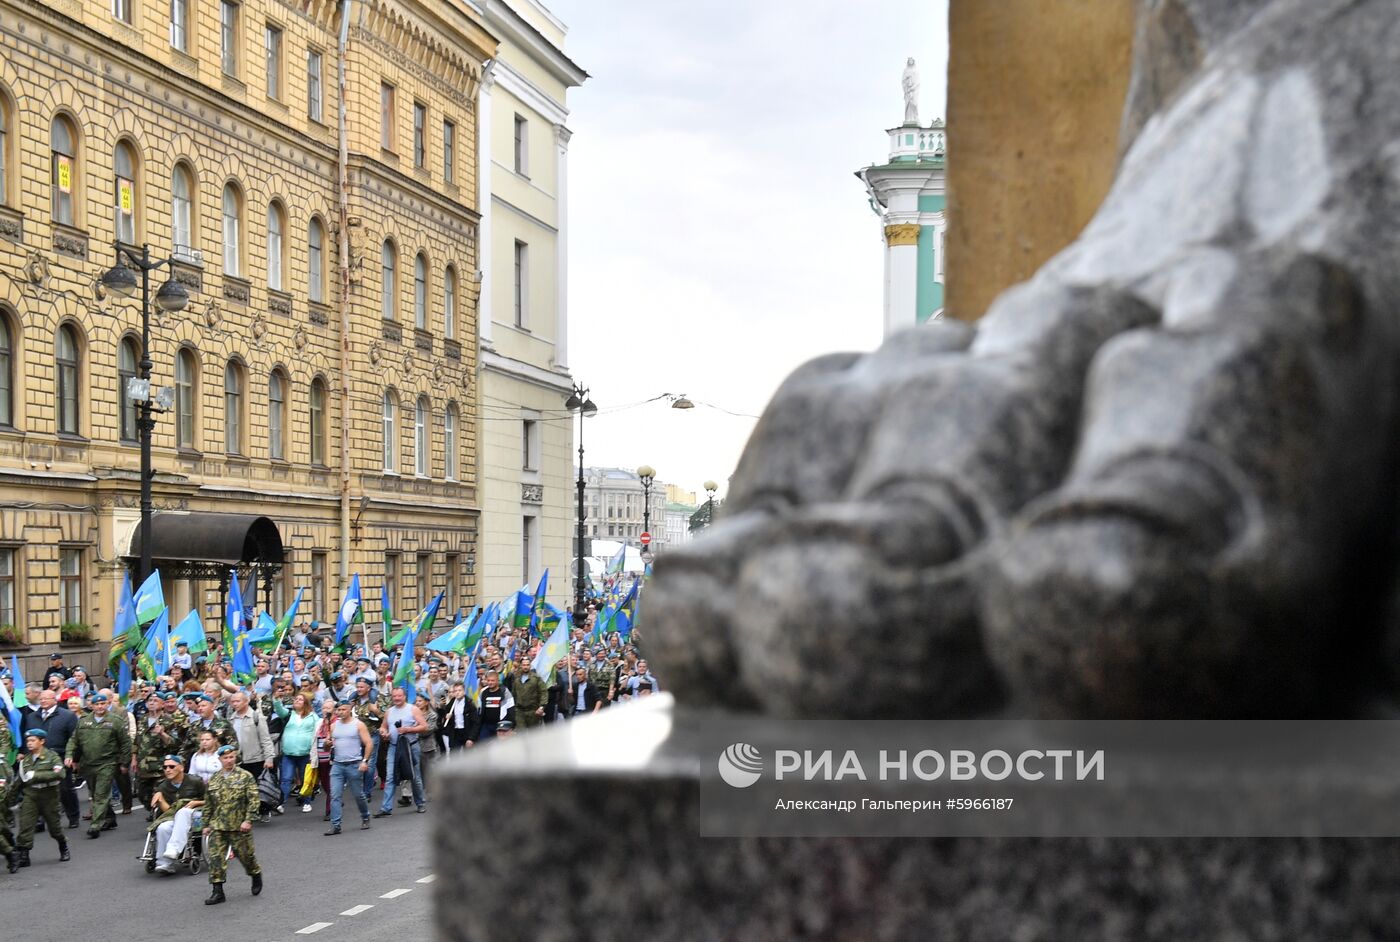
[100,244,190,583]
[637,464,655,545]
[564,382,597,627]
[704,480,719,530]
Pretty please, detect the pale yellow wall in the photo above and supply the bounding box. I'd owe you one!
[476,370,573,603]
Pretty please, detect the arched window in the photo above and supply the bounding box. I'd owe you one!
[444,266,457,340]
[445,403,458,480]
[0,314,14,427]
[309,378,327,465]
[172,164,195,254]
[56,325,80,435]
[222,183,242,277]
[175,347,197,449]
[267,201,286,291]
[118,337,139,443]
[224,360,244,454]
[382,389,397,472]
[268,371,286,459]
[381,240,396,320]
[114,141,138,244]
[415,396,429,476]
[414,254,427,330]
[51,116,77,225]
[308,218,326,304]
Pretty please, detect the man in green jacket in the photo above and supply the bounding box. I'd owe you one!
[201,745,263,905]
[509,655,547,729]
[15,729,70,867]
[65,693,131,839]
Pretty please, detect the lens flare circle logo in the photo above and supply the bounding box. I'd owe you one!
[718,742,763,788]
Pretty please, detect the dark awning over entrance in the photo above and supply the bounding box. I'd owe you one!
[126,512,284,580]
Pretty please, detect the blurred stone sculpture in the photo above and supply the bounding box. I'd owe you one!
[901,56,919,124]
[650,0,1400,720]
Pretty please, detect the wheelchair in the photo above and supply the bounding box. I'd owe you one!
[137,814,205,875]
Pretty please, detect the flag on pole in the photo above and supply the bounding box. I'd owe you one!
[247,611,279,649]
[0,676,20,760]
[227,571,255,684]
[381,592,393,648]
[116,649,134,706]
[270,586,304,654]
[6,653,25,709]
[463,640,482,706]
[333,574,363,653]
[391,590,442,699]
[108,572,144,674]
[170,609,208,655]
[425,605,480,653]
[511,585,533,629]
[133,571,165,626]
[532,614,571,680]
[143,608,173,677]
[606,543,627,576]
[529,569,549,637]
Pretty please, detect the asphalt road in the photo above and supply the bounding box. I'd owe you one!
[0,787,439,939]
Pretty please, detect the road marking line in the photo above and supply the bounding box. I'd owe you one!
[380,888,413,899]
[340,905,374,916]
[416,874,436,884]
[296,924,333,935]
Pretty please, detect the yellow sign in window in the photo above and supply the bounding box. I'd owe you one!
[57,156,72,193]
[119,178,133,214]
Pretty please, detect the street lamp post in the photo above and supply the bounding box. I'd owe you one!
[101,244,190,583]
[564,382,597,626]
[637,464,655,541]
[704,480,719,531]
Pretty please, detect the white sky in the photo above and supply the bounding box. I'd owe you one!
[546,0,949,501]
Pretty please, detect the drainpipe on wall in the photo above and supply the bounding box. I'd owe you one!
[336,0,355,589]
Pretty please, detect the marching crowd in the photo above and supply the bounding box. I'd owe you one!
[0,603,657,906]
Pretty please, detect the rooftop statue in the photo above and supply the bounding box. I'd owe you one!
[901,56,919,125]
[650,0,1400,720]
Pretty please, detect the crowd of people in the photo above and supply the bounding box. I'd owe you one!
[0,598,657,906]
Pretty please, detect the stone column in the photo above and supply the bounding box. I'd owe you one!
[477,62,495,349]
[884,223,920,336]
[945,0,1133,320]
[553,123,571,370]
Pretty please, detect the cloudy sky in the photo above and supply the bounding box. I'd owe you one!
[546,0,949,501]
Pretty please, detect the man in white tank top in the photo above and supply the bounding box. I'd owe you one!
[373,687,428,816]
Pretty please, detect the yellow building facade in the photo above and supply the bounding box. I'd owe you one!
[0,0,494,661]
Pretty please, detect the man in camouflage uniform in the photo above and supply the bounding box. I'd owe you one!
[15,729,70,866]
[182,694,234,762]
[201,744,262,905]
[510,655,548,730]
[351,677,385,797]
[64,692,131,839]
[588,648,616,708]
[0,721,15,873]
[134,693,182,820]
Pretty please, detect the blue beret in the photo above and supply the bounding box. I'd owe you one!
[72,666,86,673]
[215,745,238,756]
[158,692,176,701]
[163,754,182,764]
[90,693,109,702]
[24,728,47,739]
[184,693,212,703]
[0,670,9,679]
[49,653,63,660]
